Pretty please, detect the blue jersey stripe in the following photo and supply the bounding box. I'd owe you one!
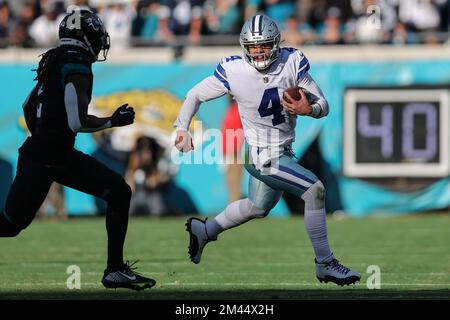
[269,174,309,191]
[216,63,227,79]
[214,70,230,90]
[298,56,309,71]
[297,63,310,80]
[278,165,316,184]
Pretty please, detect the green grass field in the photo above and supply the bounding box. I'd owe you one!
[0,214,449,300]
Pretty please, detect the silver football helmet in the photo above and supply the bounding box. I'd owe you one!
[239,15,281,71]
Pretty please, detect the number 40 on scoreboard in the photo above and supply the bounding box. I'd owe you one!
[343,87,450,177]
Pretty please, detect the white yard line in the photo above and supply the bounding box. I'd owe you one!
[34,271,450,277]
[163,282,450,287]
[8,282,450,288]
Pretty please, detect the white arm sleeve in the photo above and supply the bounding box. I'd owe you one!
[64,83,111,133]
[297,73,329,118]
[174,76,228,130]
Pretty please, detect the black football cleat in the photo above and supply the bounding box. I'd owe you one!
[101,260,156,291]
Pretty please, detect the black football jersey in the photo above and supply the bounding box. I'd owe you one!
[21,47,93,163]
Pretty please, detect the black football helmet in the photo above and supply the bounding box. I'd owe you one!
[58,9,110,61]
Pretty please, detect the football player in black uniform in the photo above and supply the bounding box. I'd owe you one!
[0,9,156,291]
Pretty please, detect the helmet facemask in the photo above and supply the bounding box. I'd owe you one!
[82,14,110,62]
[241,38,280,71]
[86,31,110,62]
[99,33,110,61]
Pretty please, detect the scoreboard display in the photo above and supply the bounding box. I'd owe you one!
[343,88,450,177]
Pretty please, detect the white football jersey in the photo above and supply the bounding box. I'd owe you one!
[214,48,311,148]
[174,47,328,150]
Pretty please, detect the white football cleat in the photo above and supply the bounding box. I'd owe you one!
[315,258,361,286]
[185,217,212,264]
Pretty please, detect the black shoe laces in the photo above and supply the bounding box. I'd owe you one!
[329,259,350,275]
[122,260,141,276]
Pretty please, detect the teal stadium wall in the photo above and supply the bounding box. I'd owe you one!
[1,60,449,216]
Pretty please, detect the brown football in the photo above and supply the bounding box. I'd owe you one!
[283,87,303,101]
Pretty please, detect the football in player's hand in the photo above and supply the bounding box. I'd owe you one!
[283,87,304,101]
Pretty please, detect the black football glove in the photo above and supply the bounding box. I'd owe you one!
[110,103,135,127]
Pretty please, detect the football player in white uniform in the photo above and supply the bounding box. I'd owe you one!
[174,15,360,286]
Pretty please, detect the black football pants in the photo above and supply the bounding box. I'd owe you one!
[0,148,131,269]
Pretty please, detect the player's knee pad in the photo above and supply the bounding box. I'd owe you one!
[242,198,270,219]
[301,180,326,210]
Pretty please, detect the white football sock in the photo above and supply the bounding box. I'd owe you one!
[303,208,334,263]
[301,181,334,263]
[205,219,222,241]
[206,198,266,240]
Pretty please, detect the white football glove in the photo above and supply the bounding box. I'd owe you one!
[174,129,194,152]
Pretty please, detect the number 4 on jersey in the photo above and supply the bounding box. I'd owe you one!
[258,88,285,126]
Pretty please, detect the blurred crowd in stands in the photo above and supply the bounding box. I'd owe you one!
[0,0,449,51]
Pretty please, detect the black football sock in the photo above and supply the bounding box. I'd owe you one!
[105,204,129,270]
